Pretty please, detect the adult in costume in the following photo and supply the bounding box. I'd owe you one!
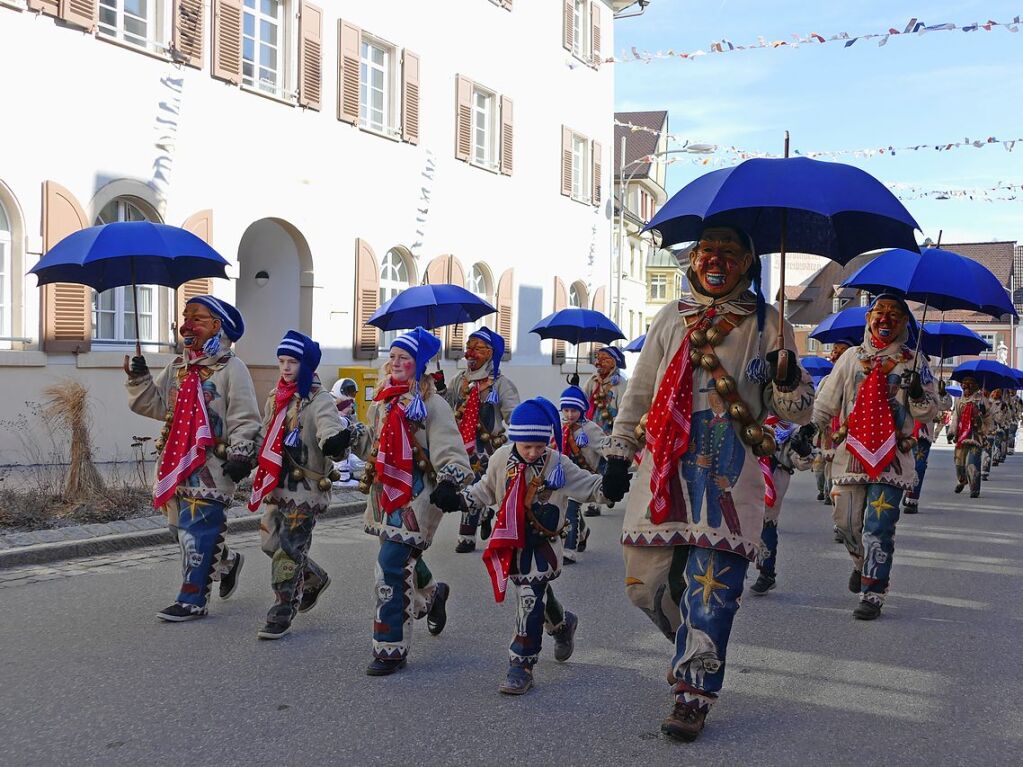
[581,346,627,517]
[126,295,259,622]
[600,226,814,741]
[813,295,938,620]
[948,376,988,497]
[351,328,473,675]
[902,377,953,514]
[558,385,607,563]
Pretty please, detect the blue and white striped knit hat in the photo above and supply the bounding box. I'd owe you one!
[390,326,441,423]
[560,385,589,414]
[597,346,626,370]
[185,295,244,342]
[508,396,565,488]
[277,330,321,399]
[468,327,506,405]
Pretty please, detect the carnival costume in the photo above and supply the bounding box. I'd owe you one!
[949,387,988,497]
[581,345,627,517]
[902,386,953,513]
[558,386,607,563]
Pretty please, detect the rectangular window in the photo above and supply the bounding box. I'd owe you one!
[571,134,589,201]
[650,274,667,300]
[92,286,156,345]
[832,295,842,313]
[571,0,589,60]
[860,291,870,307]
[243,0,285,97]
[359,38,392,134]
[807,337,820,353]
[472,86,496,168]
[99,0,161,52]
[979,333,996,356]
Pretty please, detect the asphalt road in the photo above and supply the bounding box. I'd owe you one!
[2,442,1022,766]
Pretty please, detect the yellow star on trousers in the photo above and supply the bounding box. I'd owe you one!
[691,551,731,608]
[870,493,894,518]
[182,497,210,521]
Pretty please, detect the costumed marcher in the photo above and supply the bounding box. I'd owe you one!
[948,376,989,496]
[126,295,259,622]
[992,389,1010,466]
[461,397,608,695]
[248,331,350,639]
[813,294,938,621]
[581,345,627,517]
[558,385,607,564]
[438,327,520,553]
[330,377,362,486]
[351,328,473,675]
[902,376,953,514]
[600,226,814,742]
[748,419,815,595]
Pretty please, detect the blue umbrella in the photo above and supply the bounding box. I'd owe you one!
[918,322,990,358]
[809,307,868,344]
[367,284,496,331]
[800,356,833,387]
[625,334,646,352]
[530,309,625,346]
[841,247,1016,319]
[951,360,1018,391]
[944,382,963,397]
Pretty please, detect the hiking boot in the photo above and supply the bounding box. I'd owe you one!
[954,483,965,494]
[455,539,476,553]
[219,552,244,600]
[749,574,776,595]
[156,603,207,622]
[552,612,578,662]
[816,491,826,501]
[257,621,292,640]
[498,665,533,695]
[903,501,918,514]
[365,656,407,676]
[583,505,601,517]
[660,703,708,743]
[848,569,861,594]
[298,574,331,614]
[427,582,450,636]
[853,599,882,620]
[823,496,833,506]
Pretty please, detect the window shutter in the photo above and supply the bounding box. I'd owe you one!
[41,181,91,353]
[591,285,606,314]
[401,50,421,144]
[446,256,467,359]
[171,0,204,69]
[455,75,473,162]
[591,140,602,206]
[354,238,379,360]
[499,96,513,176]
[561,126,573,197]
[562,0,573,51]
[590,1,601,67]
[175,210,214,348]
[298,2,323,110]
[212,0,243,85]
[337,20,361,125]
[496,268,513,361]
[26,0,60,16]
[552,277,567,365]
[59,0,95,30]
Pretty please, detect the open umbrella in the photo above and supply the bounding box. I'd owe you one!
[530,308,625,375]
[918,322,990,358]
[809,306,868,344]
[625,334,646,352]
[28,220,229,359]
[367,284,496,331]
[800,356,833,387]
[944,382,963,397]
[951,360,1019,391]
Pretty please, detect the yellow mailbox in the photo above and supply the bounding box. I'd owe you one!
[337,365,379,423]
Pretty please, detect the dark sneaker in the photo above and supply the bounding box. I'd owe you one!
[577,527,590,553]
[816,491,826,501]
[257,622,292,640]
[583,505,601,517]
[498,665,534,695]
[969,490,980,498]
[366,656,407,676]
[848,569,861,594]
[823,496,834,506]
[954,483,965,494]
[660,703,707,742]
[903,502,918,514]
[749,574,776,595]
[298,574,331,614]
[853,599,882,620]
[562,552,577,565]
[982,473,990,480]
[219,552,244,600]
[455,539,476,553]
[552,612,578,662]
[156,603,207,622]
[427,582,450,636]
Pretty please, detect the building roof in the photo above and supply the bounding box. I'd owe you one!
[647,248,681,269]
[781,252,876,326]
[614,110,668,181]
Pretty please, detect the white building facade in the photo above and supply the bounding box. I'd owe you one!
[0,0,615,464]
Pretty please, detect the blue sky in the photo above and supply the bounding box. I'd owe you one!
[613,0,1022,243]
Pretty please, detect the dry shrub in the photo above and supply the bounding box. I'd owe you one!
[42,380,105,500]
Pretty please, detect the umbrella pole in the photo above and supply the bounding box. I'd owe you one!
[123,257,142,375]
[776,131,791,382]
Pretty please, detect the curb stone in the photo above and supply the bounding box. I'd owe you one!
[0,499,365,570]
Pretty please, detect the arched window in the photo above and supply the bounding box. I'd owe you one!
[466,262,493,334]
[92,198,163,347]
[569,281,587,308]
[0,200,11,346]
[379,247,412,349]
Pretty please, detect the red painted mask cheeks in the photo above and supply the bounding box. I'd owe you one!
[867,299,909,347]
[595,351,617,378]
[464,338,493,371]
[690,228,753,296]
[962,377,978,396]
[180,306,220,349]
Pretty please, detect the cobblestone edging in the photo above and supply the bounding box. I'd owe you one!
[0,494,366,569]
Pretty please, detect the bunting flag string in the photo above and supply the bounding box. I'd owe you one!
[609,16,1021,64]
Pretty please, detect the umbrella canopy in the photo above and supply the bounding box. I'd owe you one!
[29,221,229,291]
[944,382,963,397]
[530,309,625,345]
[809,306,868,344]
[624,334,646,352]
[367,284,496,331]
[918,322,990,358]
[644,156,920,262]
[841,247,1016,318]
[800,356,834,376]
[951,360,1019,390]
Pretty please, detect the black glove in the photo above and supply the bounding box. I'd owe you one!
[128,355,149,377]
[322,431,351,459]
[429,480,462,512]
[567,373,581,386]
[431,370,446,393]
[902,370,924,400]
[601,457,632,503]
[946,433,954,445]
[480,510,494,540]
[222,458,253,483]
[766,349,802,390]
[797,423,818,443]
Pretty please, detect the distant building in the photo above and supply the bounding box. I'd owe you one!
[645,248,687,328]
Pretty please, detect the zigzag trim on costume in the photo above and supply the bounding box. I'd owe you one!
[364,522,430,550]
[621,529,758,562]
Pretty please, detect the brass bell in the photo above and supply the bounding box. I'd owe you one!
[370,447,379,458]
[164,413,174,424]
[899,437,917,453]
[728,401,751,423]
[290,468,304,482]
[154,439,165,452]
[318,477,333,492]
[358,481,371,494]
[213,443,228,460]
[715,375,738,398]
[706,326,725,347]
[418,460,428,470]
[328,469,341,482]
[690,328,708,348]
[481,433,491,443]
[832,426,848,443]
[700,353,719,371]
[601,408,611,419]
[689,350,703,366]
[743,423,764,445]
[754,434,777,457]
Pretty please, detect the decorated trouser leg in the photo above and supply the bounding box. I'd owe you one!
[982,437,994,476]
[960,445,982,495]
[458,506,481,546]
[508,580,566,669]
[814,464,827,499]
[373,540,437,661]
[623,545,683,642]
[169,498,232,612]
[758,470,789,578]
[904,438,931,504]
[260,505,327,627]
[563,500,588,561]
[833,483,903,605]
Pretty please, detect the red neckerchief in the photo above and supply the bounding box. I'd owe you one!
[459,382,481,455]
[483,451,540,602]
[374,379,415,513]
[957,402,975,444]
[154,365,214,508]
[761,415,779,508]
[845,362,897,479]
[248,378,298,511]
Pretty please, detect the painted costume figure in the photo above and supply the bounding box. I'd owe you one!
[948,376,988,497]
[126,296,259,622]
[813,295,939,621]
[351,328,473,676]
[601,226,814,742]
[558,385,607,563]
[438,328,521,553]
[581,345,627,517]
[462,397,606,695]
[248,331,350,640]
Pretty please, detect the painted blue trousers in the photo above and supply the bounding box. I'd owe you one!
[169,498,232,609]
[905,438,931,502]
[833,483,903,602]
[955,443,982,494]
[508,581,566,668]
[373,540,437,660]
[563,499,588,559]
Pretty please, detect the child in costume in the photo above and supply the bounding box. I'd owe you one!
[248,331,350,639]
[350,328,473,675]
[558,385,606,564]
[462,397,608,695]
